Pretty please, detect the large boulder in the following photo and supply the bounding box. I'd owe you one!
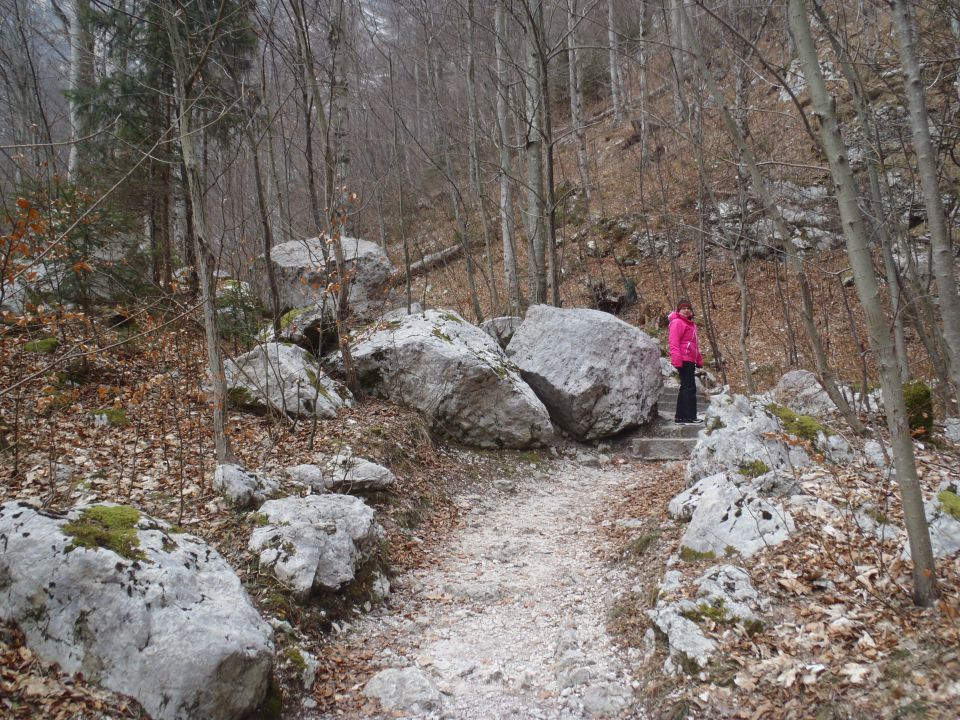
[267,236,396,318]
[249,494,387,600]
[350,309,553,448]
[0,502,274,720]
[225,342,352,419]
[506,305,661,440]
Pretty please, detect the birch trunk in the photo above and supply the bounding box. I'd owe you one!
[67,0,93,180]
[788,0,938,607]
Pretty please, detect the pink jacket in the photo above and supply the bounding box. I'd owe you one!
[668,311,703,367]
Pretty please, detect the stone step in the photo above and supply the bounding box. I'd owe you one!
[631,437,699,461]
[646,419,703,438]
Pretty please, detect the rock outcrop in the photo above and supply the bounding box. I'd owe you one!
[506,305,661,440]
[687,390,811,483]
[0,502,274,720]
[350,309,553,448]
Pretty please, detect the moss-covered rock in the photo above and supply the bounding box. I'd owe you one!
[62,505,145,561]
[24,337,59,354]
[89,408,129,426]
[903,381,933,439]
[766,403,833,442]
[738,459,770,479]
[679,546,716,562]
[937,490,960,521]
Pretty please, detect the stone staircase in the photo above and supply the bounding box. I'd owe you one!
[631,385,711,461]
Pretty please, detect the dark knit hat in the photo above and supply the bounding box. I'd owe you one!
[677,299,693,311]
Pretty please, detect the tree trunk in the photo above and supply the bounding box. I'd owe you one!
[162,5,233,464]
[676,0,865,435]
[606,0,622,123]
[495,0,521,313]
[788,0,938,607]
[465,0,500,314]
[567,0,591,209]
[523,1,548,304]
[67,0,93,180]
[891,0,960,406]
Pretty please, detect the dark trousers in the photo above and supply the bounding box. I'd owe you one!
[675,361,698,421]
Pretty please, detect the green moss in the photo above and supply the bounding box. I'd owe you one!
[89,408,129,426]
[284,647,307,672]
[440,311,463,324]
[252,513,270,527]
[280,306,309,330]
[766,403,833,442]
[737,459,770,479]
[680,600,732,625]
[743,619,765,637]
[24,337,59,354]
[62,505,146,561]
[705,417,725,435]
[903,381,934,438]
[227,385,259,409]
[679,546,716,562]
[937,490,960,520]
[431,327,452,342]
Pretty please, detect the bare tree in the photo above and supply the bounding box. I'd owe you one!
[787,0,938,607]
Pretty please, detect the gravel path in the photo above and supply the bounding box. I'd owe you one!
[327,453,649,719]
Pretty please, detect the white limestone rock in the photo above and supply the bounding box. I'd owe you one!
[695,565,761,621]
[225,342,352,419]
[249,494,384,599]
[943,418,960,444]
[363,667,441,714]
[0,501,274,720]
[268,236,396,318]
[647,605,717,668]
[480,315,522,349]
[674,473,795,558]
[351,309,553,448]
[580,682,633,717]
[286,454,396,494]
[903,480,960,560]
[212,463,278,509]
[506,305,662,440]
[687,390,811,483]
[770,370,837,417]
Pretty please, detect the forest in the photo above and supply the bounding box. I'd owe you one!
[1,0,960,718]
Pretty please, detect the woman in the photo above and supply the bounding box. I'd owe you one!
[668,299,703,424]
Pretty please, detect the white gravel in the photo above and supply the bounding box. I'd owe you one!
[313,453,648,719]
